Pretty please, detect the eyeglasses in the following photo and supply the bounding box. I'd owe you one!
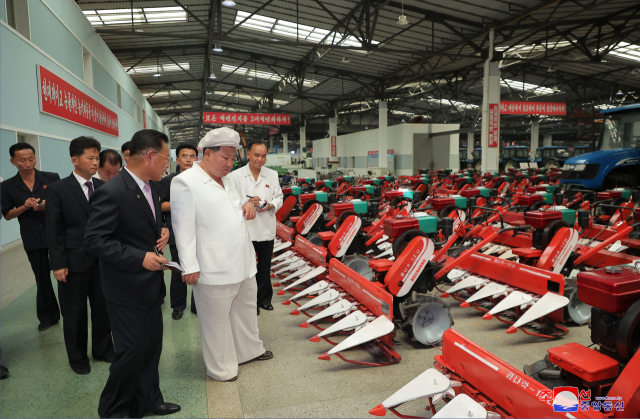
[180,154,197,161]
[145,150,172,163]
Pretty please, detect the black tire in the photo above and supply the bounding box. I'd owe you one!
[530,200,547,211]
[542,220,571,248]
[336,210,358,229]
[503,159,517,171]
[302,199,320,214]
[544,159,559,169]
[392,229,428,259]
[354,191,365,200]
[438,204,459,220]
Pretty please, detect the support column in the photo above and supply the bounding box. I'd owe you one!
[329,110,337,161]
[467,131,474,161]
[543,134,552,147]
[530,119,540,160]
[300,123,306,157]
[269,136,274,153]
[379,101,388,170]
[283,133,288,154]
[481,29,500,173]
[449,133,460,171]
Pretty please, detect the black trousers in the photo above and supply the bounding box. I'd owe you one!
[25,248,60,326]
[58,263,114,368]
[98,298,164,418]
[168,244,196,312]
[252,240,275,306]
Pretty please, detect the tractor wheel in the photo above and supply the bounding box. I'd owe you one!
[530,200,547,211]
[545,159,559,169]
[306,233,324,247]
[301,199,320,214]
[392,229,427,259]
[438,204,459,220]
[542,220,571,248]
[335,210,359,229]
[466,163,473,169]
[354,191,365,200]
[503,159,517,171]
[474,161,482,171]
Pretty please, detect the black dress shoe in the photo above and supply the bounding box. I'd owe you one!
[191,306,197,315]
[148,403,181,416]
[257,307,260,316]
[94,353,116,363]
[1,365,9,379]
[71,364,91,375]
[260,304,274,311]
[38,320,59,332]
[172,309,184,320]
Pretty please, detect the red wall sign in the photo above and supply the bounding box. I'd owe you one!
[488,103,499,148]
[143,110,146,128]
[331,135,337,157]
[38,65,119,137]
[203,112,291,125]
[367,149,394,156]
[500,101,566,115]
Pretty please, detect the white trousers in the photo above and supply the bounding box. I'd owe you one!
[192,276,265,381]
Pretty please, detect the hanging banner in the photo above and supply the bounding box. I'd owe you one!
[500,101,566,115]
[37,65,119,137]
[203,112,291,125]
[143,110,146,128]
[488,104,499,148]
[331,135,337,157]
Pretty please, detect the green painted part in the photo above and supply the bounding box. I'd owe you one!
[560,209,576,225]
[464,177,472,183]
[477,187,490,197]
[541,193,553,204]
[402,190,414,199]
[414,213,438,234]
[522,173,530,178]
[454,196,468,208]
[385,176,391,181]
[314,191,328,202]
[291,186,302,195]
[545,185,555,194]
[324,180,332,187]
[344,176,351,181]
[305,177,312,183]
[621,190,631,200]
[352,201,368,214]
[422,178,430,185]
[373,179,381,186]
[365,185,375,194]
[539,175,547,181]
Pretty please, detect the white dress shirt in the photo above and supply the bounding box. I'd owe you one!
[171,162,257,285]
[228,164,283,242]
[124,167,148,191]
[72,171,94,201]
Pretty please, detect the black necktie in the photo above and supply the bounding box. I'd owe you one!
[85,181,94,199]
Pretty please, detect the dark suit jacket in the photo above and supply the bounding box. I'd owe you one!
[46,174,105,273]
[84,169,165,306]
[1,170,60,251]
[154,172,178,245]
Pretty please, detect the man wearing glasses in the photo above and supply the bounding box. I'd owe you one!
[156,143,199,320]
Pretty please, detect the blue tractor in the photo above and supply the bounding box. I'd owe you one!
[534,146,570,169]
[500,145,531,170]
[570,145,590,158]
[560,103,640,190]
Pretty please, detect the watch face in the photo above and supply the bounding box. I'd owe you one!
[259,201,269,209]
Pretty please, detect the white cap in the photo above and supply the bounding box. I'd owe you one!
[198,127,243,150]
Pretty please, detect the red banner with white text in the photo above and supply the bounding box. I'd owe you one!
[500,101,566,115]
[203,112,291,125]
[488,104,499,147]
[38,65,119,137]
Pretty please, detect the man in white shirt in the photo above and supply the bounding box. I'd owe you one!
[171,128,274,382]
[229,140,283,313]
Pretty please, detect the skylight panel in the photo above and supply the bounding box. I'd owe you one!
[234,10,377,52]
[500,78,556,95]
[606,42,640,63]
[127,63,190,74]
[143,90,191,98]
[82,7,187,26]
[425,98,479,110]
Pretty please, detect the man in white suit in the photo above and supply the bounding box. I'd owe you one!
[171,128,273,382]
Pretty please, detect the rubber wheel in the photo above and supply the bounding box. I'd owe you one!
[474,161,482,171]
[503,160,517,171]
[545,159,559,169]
[301,199,320,214]
[617,299,640,361]
[530,200,547,211]
[466,163,473,169]
[354,191,365,200]
[542,220,570,248]
[336,210,358,229]
[438,204,459,220]
[392,229,427,259]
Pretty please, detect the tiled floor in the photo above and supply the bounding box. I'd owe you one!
[1,244,591,418]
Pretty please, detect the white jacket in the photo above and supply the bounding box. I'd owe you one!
[228,164,283,242]
[171,162,257,285]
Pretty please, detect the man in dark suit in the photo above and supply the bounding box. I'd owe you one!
[1,142,60,331]
[85,129,178,418]
[46,137,115,375]
[156,143,198,320]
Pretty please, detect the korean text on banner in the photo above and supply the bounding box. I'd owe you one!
[500,101,566,115]
[38,65,119,137]
[331,136,337,157]
[488,103,499,148]
[203,112,291,125]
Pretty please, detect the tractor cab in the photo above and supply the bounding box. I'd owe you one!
[500,146,530,171]
[471,148,482,171]
[570,145,589,158]
[535,146,570,169]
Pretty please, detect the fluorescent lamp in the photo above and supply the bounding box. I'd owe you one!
[213,45,223,52]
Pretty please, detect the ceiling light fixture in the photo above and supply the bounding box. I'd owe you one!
[135,29,144,33]
[221,0,236,6]
[341,56,350,63]
[617,89,624,95]
[153,73,161,77]
[245,69,253,80]
[397,0,409,25]
[213,45,223,52]
[275,104,281,108]
[209,72,216,79]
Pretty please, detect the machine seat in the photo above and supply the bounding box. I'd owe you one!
[511,248,543,258]
[369,259,395,272]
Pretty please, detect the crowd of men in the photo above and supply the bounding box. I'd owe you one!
[0,127,283,417]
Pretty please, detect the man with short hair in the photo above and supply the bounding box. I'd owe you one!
[46,137,115,375]
[172,128,273,383]
[95,149,122,182]
[229,140,283,313]
[121,141,131,166]
[85,130,178,418]
[1,143,60,331]
[156,143,199,320]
